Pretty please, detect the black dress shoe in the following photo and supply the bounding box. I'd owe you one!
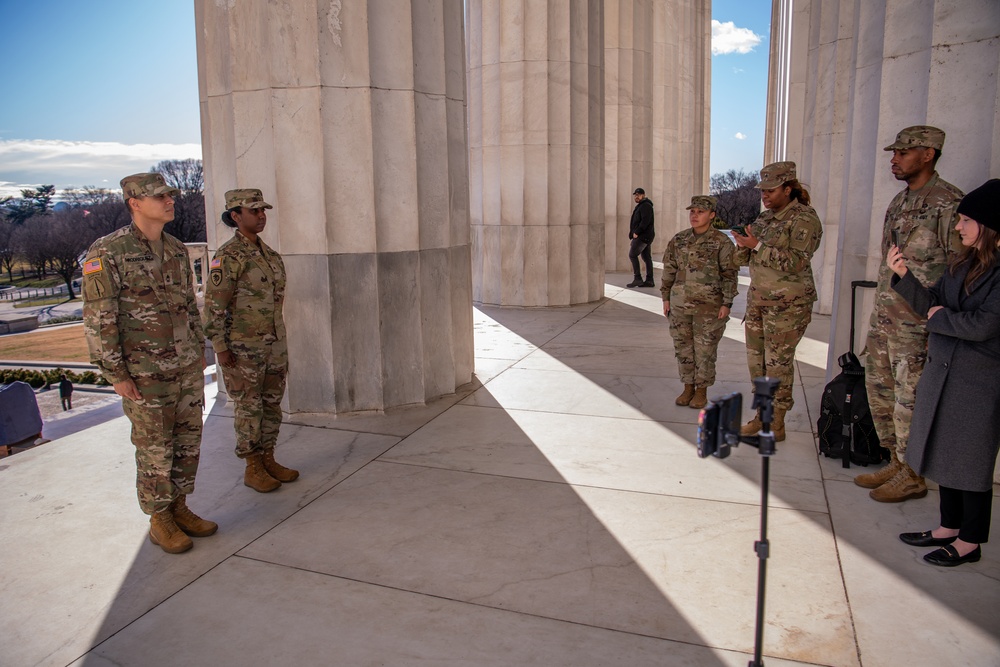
[923,544,982,567]
[641,280,655,287]
[899,530,956,547]
[627,278,643,288]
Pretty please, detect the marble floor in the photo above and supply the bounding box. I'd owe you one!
[1,275,998,667]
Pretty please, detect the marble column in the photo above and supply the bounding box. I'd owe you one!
[651,0,711,251]
[764,0,1000,370]
[604,0,653,273]
[467,0,605,306]
[196,0,473,415]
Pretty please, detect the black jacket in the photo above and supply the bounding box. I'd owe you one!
[629,198,655,243]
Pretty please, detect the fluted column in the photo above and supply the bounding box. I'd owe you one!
[764,0,1000,369]
[651,0,711,249]
[604,0,653,272]
[468,0,605,306]
[196,0,473,415]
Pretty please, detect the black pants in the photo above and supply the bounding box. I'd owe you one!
[61,397,72,410]
[629,238,653,280]
[940,485,993,544]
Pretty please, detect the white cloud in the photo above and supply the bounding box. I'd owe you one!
[712,20,762,55]
[735,132,747,140]
[0,139,201,197]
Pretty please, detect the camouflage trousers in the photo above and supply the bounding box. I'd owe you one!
[744,301,812,410]
[865,318,927,463]
[668,310,728,386]
[221,340,288,459]
[121,361,204,515]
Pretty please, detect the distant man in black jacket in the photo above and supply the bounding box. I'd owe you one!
[58,374,73,411]
[628,187,656,287]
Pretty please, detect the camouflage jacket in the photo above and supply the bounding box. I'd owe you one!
[733,200,823,305]
[873,173,963,324]
[203,230,286,353]
[660,228,738,313]
[82,224,203,384]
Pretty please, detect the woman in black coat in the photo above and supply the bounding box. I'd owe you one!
[887,178,1000,567]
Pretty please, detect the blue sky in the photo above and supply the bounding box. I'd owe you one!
[0,0,201,196]
[710,0,770,176]
[0,1,768,197]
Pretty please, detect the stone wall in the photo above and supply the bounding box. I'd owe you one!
[765,0,1000,371]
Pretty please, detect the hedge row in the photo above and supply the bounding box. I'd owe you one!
[0,367,109,389]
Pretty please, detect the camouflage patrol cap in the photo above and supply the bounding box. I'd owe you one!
[224,188,273,211]
[120,172,180,200]
[883,126,945,152]
[685,195,717,211]
[755,161,796,189]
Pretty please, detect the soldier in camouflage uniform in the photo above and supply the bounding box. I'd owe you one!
[203,189,298,493]
[82,172,217,555]
[856,126,964,503]
[661,195,738,409]
[732,162,823,442]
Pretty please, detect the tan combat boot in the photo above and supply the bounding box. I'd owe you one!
[869,463,927,503]
[170,495,218,537]
[853,451,901,489]
[770,407,786,442]
[675,384,696,406]
[740,411,762,436]
[244,452,281,493]
[263,449,299,483]
[688,386,709,410]
[149,510,193,554]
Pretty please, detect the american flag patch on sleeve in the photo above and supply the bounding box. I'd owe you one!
[83,258,103,275]
[210,258,222,269]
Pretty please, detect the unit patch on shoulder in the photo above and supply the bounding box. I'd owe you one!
[83,258,103,275]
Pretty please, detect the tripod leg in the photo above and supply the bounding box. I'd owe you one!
[749,455,770,667]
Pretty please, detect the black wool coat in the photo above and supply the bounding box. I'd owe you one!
[892,261,1000,491]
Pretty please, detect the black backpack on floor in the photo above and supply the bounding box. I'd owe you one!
[817,351,887,466]
[816,280,889,467]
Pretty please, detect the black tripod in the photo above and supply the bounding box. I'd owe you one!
[739,378,780,667]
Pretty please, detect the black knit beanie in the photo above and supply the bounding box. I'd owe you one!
[956,179,1000,233]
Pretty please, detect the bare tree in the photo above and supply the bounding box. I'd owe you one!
[82,200,131,240]
[146,159,207,243]
[150,158,204,194]
[710,169,762,230]
[164,191,207,243]
[63,186,120,207]
[0,216,15,281]
[12,217,51,280]
[46,209,96,298]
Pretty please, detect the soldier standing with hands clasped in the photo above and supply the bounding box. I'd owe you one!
[82,172,217,555]
[204,189,298,493]
[856,126,964,503]
[661,195,737,409]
